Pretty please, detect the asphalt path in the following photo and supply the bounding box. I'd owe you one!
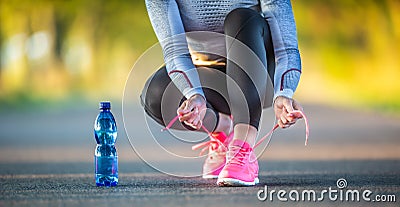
[1,160,399,206]
[0,103,399,206]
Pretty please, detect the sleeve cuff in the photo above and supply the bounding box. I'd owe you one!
[183,87,205,100]
[273,88,294,101]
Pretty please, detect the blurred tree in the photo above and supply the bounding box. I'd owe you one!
[0,0,399,113]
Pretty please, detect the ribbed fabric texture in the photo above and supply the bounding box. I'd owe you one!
[145,0,301,99]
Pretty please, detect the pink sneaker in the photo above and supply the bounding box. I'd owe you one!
[161,110,310,185]
[217,139,259,186]
[192,132,233,179]
[216,109,310,186]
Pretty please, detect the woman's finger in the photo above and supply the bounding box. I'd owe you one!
[185,108,199,123]
[278,119,284,128]
[179,111,197,122]
[179,106,200,122]
[278,119,289,128]
[195,120,202,129]
[177,101,189,115]
[280,115,288,125]
[292,99,303,111]
[179,100,187,109]
[288,111,303,119]
[285,113,296,123]
[184,121,194,128]
[192,114,200,126]
[184,99,195,112]
[283,98,294,113]
[186,120,200,130]
[280,113,295,128]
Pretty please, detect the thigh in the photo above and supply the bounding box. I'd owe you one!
[141,65,184,128]
[224,8,274,109]
[197,65,231,115]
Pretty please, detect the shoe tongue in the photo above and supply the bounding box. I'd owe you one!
[211,132,227,143]
[230,139,251,150]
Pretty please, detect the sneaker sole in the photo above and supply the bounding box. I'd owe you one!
[217,177,259,186]
[202,174,219,179]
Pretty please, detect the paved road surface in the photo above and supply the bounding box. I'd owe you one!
[0,103,399,206]
[1,160,399,207]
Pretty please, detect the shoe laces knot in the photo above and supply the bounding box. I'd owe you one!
[161,110,310,154]
[226,145,251,166]
[191,133,227,156]
[161,115,228,156]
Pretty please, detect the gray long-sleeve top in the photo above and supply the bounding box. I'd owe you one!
[145,0,301,100]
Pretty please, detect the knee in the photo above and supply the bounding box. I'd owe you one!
[141,70,167,115]
[224,8,260,34]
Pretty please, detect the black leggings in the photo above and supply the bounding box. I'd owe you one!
[141,8,275,131]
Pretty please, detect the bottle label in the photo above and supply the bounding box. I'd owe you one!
[95,156,118,175]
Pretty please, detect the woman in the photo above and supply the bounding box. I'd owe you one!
[141,0,303,186]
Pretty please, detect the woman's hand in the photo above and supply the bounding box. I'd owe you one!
[177,94,207,130]
[274,96,303,128]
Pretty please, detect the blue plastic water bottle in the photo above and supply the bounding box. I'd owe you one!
[94,101,118,187]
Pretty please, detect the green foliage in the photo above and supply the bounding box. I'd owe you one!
[0,0,399,114]
[292,0,400,113]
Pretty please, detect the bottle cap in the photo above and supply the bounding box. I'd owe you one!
[99,101,111,109]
